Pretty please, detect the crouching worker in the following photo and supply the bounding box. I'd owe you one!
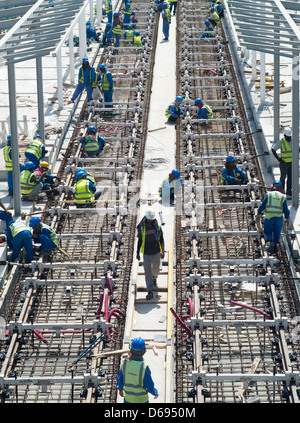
[73,169,101,207]
[81,126,106,156]
[220,156,248,185]
[7,220,33,263]
[29,217,58,254]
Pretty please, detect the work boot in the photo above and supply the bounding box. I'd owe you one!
[146,291,153,300]
[267,242,276,254]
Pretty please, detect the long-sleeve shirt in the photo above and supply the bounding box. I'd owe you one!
[168,104,184,118]
[221,165,247,184]
[117,359,158,397]
[78,66,96,86]
[257,191,290,219]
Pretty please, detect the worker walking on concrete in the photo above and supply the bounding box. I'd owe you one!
[271,127,292,200]
[117,337,159,403]
[20,161,46,201]
[161,2,171,41]
[165,96,185,123]
[25,134,46,169]
[136,210,164,300]
[256,181,290,254]
[29,217,58,254]
[194,98,213,120]
[169,0,178,16]
[159,168,184,204]
[98,63,114,108]
[70,58,96,104]
[81,126,106,156]
[7,220,33,263]
[122,0,132,28]
[73,169,101,206]
[200,20,215,38]
[104,0,113,23]
[220,156,248,185]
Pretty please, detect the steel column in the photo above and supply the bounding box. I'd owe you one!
[36,56,45,143]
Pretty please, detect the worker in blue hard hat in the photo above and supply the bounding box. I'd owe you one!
[133,30,143,47]
[165,96,185,123]
[214,0,225,18]
[29,217,58,254]
[207,6,220,26]
[0,198,13,231]
[81,126,106,156]
[86,22,101,44]
[97,63,114,108]
[20,161,47,202]
[220,156,248,186]
[106,12,123,47]
[155,0,165,13]
[130,11,138,29]
[194,98,213,120]
[72,169,101,207]
[7,220,33,263]
[104,0,113,23]
[200,20,215,38]
[123,24,134,40]
[70,57,96,103]
[161,1,171,41]
[25,134,47,169]
[271,127,292,200]
[3,135,26,195]
[159,169,184,204]
[117,337,158,403]
[122,0,132,28]
[256,180,290,254]
[101,22,112,47]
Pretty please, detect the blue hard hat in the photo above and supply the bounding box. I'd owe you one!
[114,12,119,16]
[176,96,183,102]
[171,169,180,179]
[131,337,146,350]
[86,22,91,27]
[127,24,132,28]
[77,170,86,179]
[131,10,135,14]
[226,155,236,163]
[273,180,282,187]
[25,161,35,169]
[77,168,87,175]
[210,7,215,11]
[205,20,210,25]
[162,2,168,6]
[194,98,203,106]
[33,134,42,140]
[88,126,96,132]
[134,30,139,35]
[82,57,89,63]
[106,22,112,27]
[29,217,41,227]
[7,135,11,141]
[98,63,106,69]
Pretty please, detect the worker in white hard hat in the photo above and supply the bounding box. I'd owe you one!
[136,210,165,300]
[271,127,292,199]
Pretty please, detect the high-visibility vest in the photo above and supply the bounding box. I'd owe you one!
[121,360,149,403]
[133,36,142,47]
[41,223,58,246]
[124,2,132,15]
[105,0,112,13]
[265,191,286,219]
[165,103,180,118]
[159,177,178,196]
[84,135,99,153]
[79,67,94,84]
[220,168,236,185]
[20,170,35,195]
[163,9,171,23]
[112,24,121,35]
[25,140,43,160]
[92,72,100,88]
[100,71,114,91]
[140,224,162,254]
[125,29,134,39]
[10,221,29,238]
[74,179,95,204]
[210,10,220,24]
[3,145,12,171]
[280,137,292,163]
[202,104,213,118]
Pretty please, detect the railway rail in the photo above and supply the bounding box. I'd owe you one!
[0,0,299,404]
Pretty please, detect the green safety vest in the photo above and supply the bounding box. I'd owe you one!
[125,30,134,39]
[3,145,12,171]
[124,3,132,15]
[92,72,100,88]
[20,170,35,195]
[84,135,99,153]
[165,103,180,118]
[112,24,121,35]
[105,0,112,13]
[203,104,213,118]
[74,179,95,204]
[41,223,58,246]
[280,137,292,163]
[133,36,142,47]
[100,71,114,91]
[164,9,171,23]
[121,360,149,403]
[140,224,162,254]
[210,10,220,24]
[220,168,236,185]
[10,221,29,238]
[265,191,286,219]
[79,67,94,84]
[25,139,43,159]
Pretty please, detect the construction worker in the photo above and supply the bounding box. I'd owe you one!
[136,210,164,300]
[214,0,225,18]
[117,337,159,403]
[122,0,132,28]
[70,58,96,103]
[98,63,114,108]
[86,22,100,44]
[101,22,112,47]
[3,135,14,195]
[161,2,171,41]
[123,24,134,40]
[107,12,123,47]
[165,96,185,123]
[194,98,213,120]
[25,134,46,169]
[76,168,96,185]
[73,169,101,206]
[207,6,220,27]
[20,161,46,201]
[155,0,165,13]
[159,169,184,203]
[29,217,58,253]
[220,156,248,186]
[81,126,106,156]
[256,181,290,254]
[271,127,292,200]
[130,11,138,29]
[7,220,33,263]
[133,30,143,47]
[0,199,13,230]
[169,0,178,16]
[200,20,215,38]
[105,0,113,24]
[35,161,60,196]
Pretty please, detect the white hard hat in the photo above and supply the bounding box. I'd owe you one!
[145,209,155,220]
[283,127,292,137]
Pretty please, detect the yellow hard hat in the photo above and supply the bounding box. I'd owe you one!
[40,161,49,169]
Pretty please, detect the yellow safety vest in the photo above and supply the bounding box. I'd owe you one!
[79,67,94,84]
[140,224,162,254]
[100,72,114,91]
[41,223,58,246]
[92,72,100,88]
[165,103,180,118]
[265,191,286,219]
[84,135,99,153]
[125,30,134,39]
[10,221,29,238]
[163,9,171,23]
[210,10,220,24]
[124,3,132,15]
[20,170,35,195]
[112,24,121,35]
[203,104,213,118]
[220,168,236,185]
[3,145,12,171]
[25,140,43,159]
[133,36,142,47]
[121,360,149,403]
[280,137,292,163]
[74,179,95,204]
[105,0,112,13]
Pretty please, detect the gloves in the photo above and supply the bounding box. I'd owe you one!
[154,393,159,399]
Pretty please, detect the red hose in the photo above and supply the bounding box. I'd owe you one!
[105,274,114,296]
[170,307,193,339]
[231,300,272,319]
[188,297,194,318]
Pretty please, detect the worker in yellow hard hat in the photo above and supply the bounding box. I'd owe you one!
[35,161,60,198]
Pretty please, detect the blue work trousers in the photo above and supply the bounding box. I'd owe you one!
[107,31,120,47]
[103,90,113,108]
[7,171,13,195]
[169,2,177,15]
[71,82,93,102]
[107,11,112,23]
[38,235,57,252]
[0,211,13,229]
[11,231,33,263]
[25,153,40,169]
[263,216,283,245]
[163,20,170,39]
